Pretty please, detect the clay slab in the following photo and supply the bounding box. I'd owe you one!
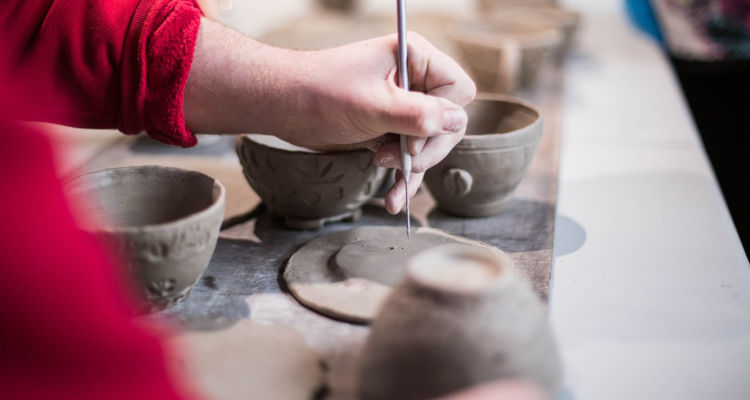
[169,321,326,400]
[283,225,512,323]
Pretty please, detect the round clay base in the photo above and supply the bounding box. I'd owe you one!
[283,225,511,323]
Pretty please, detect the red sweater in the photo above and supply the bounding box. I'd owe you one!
[0,1,204,398]
[1,0,202,147]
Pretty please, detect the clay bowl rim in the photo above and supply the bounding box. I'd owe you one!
[447,20,564,50]
[457,93,543,150]
[405,243,516,296]
[68,165,227,235]
[485,5,582,30]
[237,134,372,157]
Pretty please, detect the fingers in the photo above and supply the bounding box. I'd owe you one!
[381,90,468,138]
[435,380,548,400]
[405,32,477,107]
[385,170,424,215]
[374,128,464,173]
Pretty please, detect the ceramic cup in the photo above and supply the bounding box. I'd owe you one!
[359,244,561,400]
[448,21,562,93]
[424,94,543,217]
[236,135,387,229]
[67,166,226,312]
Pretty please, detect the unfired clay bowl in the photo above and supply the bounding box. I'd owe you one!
[317,0,357,12]
[448,21,563,93]
[477,0,559,13]
[485,6,582,52]
[424,94,542,217]
[68,166,226,312]
[359,244,561,400]
[236,135,387,229]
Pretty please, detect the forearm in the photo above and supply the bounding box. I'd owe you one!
[184,18,313,137]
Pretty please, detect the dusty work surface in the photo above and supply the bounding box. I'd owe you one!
[72,21,563,400]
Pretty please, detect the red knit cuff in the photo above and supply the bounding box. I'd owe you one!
[120,0,202,147]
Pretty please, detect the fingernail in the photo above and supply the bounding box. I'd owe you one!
[443,109,467,132]
[410,139,425,155]
[378,155,396,168]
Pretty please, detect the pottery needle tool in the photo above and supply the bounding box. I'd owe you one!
[396,0,412,238]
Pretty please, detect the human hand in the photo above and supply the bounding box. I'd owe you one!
[285,33,476,213]
[436,380,548,400]
[185,21,475,213]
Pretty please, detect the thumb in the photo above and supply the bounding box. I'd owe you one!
[382,90,467,138]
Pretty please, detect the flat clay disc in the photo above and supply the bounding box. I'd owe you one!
[283,225,510,323]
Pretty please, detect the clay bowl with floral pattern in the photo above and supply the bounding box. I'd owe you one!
[67,165,226,312]
[236,134,387,230]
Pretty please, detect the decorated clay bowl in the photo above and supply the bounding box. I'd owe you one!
[67,166,226,312]
[448,21,563,93]
[359,244,562,400]
[236,135,387,229]
[423,94,542,217]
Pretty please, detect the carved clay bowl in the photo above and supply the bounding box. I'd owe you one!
[423,94,542,217]
[359,244,562,400]
[67,166,226,312]
[448,21,563,93]
[236,135,387,229]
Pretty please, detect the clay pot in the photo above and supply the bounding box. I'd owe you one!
[448,21,563,93]
[359,244,561,400]
[424,94,542,217]
[477,0,558,13]
[67,166,226,312]
[485,6,582,52]
[236,135,387,229]
[317,0,358,13]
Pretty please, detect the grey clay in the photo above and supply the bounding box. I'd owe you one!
[236,135,386,229]
[359,244,562,400]
[424,94,543,217]
[67,165,226,312]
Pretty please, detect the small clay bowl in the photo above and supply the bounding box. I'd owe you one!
[448,21,563,93]
[359,244,561,400]
[236,135,387,229]
[477,0,559,13]
[67,166,226,312]
[317,0,357,12]
[424,94,542,217]
[485,6,582,52]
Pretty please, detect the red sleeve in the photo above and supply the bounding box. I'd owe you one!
[1,0,202,147]
[0,91,198,398]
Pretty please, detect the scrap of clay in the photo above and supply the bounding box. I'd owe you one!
[283,226,510,323]
[169,321,326,400]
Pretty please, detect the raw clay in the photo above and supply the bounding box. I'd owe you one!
[283,225,511,323]
[169,321,327,400]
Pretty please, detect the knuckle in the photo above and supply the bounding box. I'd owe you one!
[411,160,429,173]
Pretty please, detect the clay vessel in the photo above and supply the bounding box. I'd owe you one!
[477,0,558,13]
[485,5,582,53]
[424,94,542,217]
[317,0,358,13]
[67,166,226,312]
[236,135,386,229]
[448,21,562,93]
[359,244,561,400]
